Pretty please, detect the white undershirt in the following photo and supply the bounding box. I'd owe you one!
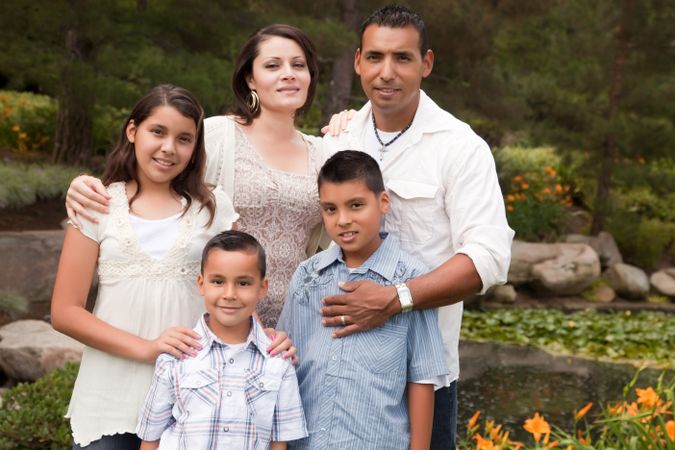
[128,213,181,260]
[364,124,407,164]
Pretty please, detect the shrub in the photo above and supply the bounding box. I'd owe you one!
[496,146,573,241]
[608,213,675,270]
[0,363,77,450]
[0,90,56,153]
[0,291,28,325]
[0,161,84,208]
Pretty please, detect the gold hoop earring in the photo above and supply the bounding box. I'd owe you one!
[247,90,260,114]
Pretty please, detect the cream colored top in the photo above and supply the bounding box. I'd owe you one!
[66,182,238,446]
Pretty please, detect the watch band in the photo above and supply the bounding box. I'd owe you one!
[395,283,413,313]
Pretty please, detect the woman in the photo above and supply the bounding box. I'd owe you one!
[67,24,331,328]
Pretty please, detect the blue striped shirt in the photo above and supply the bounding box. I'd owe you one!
[278,234,448,449]
[136,314,307,449]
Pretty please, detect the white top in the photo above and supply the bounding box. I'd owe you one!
[66,182,238,446]
[128,213,181,260]
[323,91,515,382]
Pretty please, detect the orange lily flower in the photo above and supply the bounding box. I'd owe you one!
[666,420,675,441]
[575,402,593,419]
[636,387,659,409]
[474,434,501,450]
[468,410,481,429]
[524,412,551,443]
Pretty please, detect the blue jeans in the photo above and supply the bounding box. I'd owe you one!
[72,433,140,450]
[430,380,457,450]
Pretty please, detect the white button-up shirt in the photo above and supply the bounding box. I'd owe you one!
[323,90,514,381]
[136,314,307,449]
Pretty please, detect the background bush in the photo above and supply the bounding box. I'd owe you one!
[0,363,76,450]
[495,146,573,241]
[0,161,84,208]
[0,90,56,154]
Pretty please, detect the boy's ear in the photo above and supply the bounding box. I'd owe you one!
[126,120,137,143]
[259,277,269,299]
[378,191,391,214]
[197,273,205,295]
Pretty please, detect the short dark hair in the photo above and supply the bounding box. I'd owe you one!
[318,150,385,195]
[359,5,428,55]
[201,230,267,277]
[231,24,319,125]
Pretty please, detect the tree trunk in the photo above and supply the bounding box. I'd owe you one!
[52,27,95,166]
[590,0,635,234]
[321,0,358,125]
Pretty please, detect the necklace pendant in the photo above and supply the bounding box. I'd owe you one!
[379,145,386,161]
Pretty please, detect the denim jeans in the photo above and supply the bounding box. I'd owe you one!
[430,380,457,450]
[72,433,141,450]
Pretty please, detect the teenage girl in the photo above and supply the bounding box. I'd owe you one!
[52,85,290,449]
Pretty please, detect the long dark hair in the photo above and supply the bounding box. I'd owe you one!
[231,24,319,125]
[102,84,216,226]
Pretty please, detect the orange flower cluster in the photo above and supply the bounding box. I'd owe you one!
[459,382,675,450]
[504,166,572,215]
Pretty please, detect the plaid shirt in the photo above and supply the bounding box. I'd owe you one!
[136,314,307,449]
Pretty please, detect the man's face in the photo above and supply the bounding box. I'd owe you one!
[355,24,433,130]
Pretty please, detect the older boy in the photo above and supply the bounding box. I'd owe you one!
[278,151,448,450]
[136,231,307,450]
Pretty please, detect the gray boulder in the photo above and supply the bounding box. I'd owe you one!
[508,241,560,285]
[565,231,623,269]
[530,243,601,295]
[603,263,650,300]
[0,320,83,382]
[650,269,675,298]
[487,284,517,303]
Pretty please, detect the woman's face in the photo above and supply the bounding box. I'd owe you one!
[247,36,311,115]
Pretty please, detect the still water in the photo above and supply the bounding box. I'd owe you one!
[457,340,673,442]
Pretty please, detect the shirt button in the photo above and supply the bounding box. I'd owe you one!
[320,427,326,432]
[331,356,337,361]
[226,391,232,397]
[258,382,264,388]
[223,426,229,432]
[229,358,234,364]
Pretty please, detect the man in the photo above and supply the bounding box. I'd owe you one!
[321,6,514,449]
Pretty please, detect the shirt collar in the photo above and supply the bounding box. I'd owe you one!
[315,232,401,283]
[193,313,272,360]
[346,90,467,149]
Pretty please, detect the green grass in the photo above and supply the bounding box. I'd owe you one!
[462,308,675,369]
[0,161,83,208]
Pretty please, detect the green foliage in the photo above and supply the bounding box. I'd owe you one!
[0,289,28,318]
[607,214,675,270]
[0,90,56,153]
[0,161,83,208]
[495,146,572,241]
[0,363,77,450]
[462,309,675,368]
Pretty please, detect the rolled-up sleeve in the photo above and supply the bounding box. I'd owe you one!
[136,357,176,441]
[445,135,514,294]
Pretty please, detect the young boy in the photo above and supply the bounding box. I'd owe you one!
[136,231,307,450]
[278,151,448,450]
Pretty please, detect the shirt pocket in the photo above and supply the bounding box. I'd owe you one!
[354,322,407,374]
[178,368,220,411]
[245,372,281,432]
[386,179,439,246]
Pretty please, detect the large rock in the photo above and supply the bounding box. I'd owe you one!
[603,263,650,300]
[509,240,601,295]
[565,231,623,269]
[530,244,601,295]
[509,241,560,285]
[487,284,517,303]
[650,269,675,298]
[0,231,64,319]
[0,320,83,382]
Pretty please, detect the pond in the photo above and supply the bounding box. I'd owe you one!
[457,340,673,442]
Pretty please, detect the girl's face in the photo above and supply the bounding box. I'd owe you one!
[247,36,311,115]
[126,105,197,189]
